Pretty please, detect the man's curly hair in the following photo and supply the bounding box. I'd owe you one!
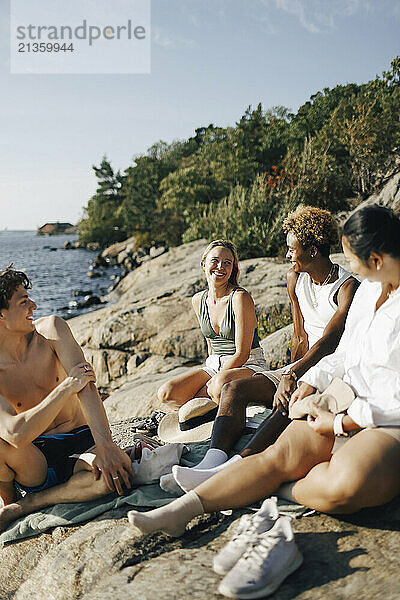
[283,205,339,257]
[0,265,31,311]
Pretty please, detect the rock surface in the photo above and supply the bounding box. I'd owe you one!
[69,239,349,419]
[1,464,398,600]
[360,171,400,212]
[1,227,399,598]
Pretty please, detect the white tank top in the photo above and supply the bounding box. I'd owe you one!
[295,265,352,348]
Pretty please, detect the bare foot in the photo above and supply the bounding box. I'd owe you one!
[0,503,26,532]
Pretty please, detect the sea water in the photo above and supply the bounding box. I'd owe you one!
[0,231,118,319]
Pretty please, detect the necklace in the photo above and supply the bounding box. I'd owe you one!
[309,264,337,308]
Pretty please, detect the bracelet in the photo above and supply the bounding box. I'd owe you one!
[333,413,348,437]
[282,369,298,382]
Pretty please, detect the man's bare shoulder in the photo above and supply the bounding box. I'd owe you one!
[34,315,70,341]
[35,315,85,371]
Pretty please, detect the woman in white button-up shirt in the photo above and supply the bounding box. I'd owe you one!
[128,205,400,537]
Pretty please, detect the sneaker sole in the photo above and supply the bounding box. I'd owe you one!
[218,549,303,599]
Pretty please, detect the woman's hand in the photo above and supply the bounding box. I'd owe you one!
[289,382,316,408]
[63,361,96,394]
[306,403,335,437]
[273,376,297,415]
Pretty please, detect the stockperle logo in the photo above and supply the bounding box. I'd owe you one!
[10,0,151,74]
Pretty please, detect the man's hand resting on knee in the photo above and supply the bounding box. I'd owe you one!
[92,443,134,495]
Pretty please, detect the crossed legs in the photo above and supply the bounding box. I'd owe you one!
[172,375,290,491]
[205,375,277,454]
[191,373,290,456]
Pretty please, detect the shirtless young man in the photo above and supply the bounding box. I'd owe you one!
[0,266,133,531]
[171,207,360,492]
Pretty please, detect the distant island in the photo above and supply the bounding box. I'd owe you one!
[37,222,77,236]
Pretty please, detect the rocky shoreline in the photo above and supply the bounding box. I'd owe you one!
[1,174,399,599]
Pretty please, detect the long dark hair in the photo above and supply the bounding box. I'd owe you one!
[343,204,400,263]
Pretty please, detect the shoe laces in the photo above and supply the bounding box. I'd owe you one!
[231,512,270,544]
[241,531,281,568]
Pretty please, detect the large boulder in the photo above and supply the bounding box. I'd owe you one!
[104,361,190,421]
[102,324,295,421]
[68,240,351,420]
[0,434,398,600]
[359,171,400,212]
[261,323,293,369]
[101,236,138,260]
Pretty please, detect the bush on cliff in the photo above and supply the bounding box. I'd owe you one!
[79,57,400,253]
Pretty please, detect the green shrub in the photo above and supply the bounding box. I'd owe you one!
[183,175,285,257]
[257,305,293,340]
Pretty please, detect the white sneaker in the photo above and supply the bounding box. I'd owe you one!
[218,516,303,599]
[213,497,279,576]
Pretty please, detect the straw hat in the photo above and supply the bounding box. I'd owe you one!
[157,397,218,443]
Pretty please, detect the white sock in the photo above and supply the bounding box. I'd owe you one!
[127,490,204,537]
[158,448,228,495]
[172,454,242,492]
[194,448,228,470]
[159,473,184,496]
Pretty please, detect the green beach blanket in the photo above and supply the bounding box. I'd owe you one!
[0,411,308,546]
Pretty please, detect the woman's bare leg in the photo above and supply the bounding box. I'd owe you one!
[157,368,211,408]
[207,367,257,404]
[196,420,333,512]
[292,429,400,514]
[128,421,333,536]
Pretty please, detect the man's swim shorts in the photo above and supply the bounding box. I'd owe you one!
[14,425,95,494]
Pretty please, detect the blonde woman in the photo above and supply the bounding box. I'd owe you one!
[131,205,400,527]
[128,205,400,598]
[157,240,266,410]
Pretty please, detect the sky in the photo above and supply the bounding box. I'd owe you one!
[0,0,399,230]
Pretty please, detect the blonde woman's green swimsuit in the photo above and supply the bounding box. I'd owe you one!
[199,287,260,355]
